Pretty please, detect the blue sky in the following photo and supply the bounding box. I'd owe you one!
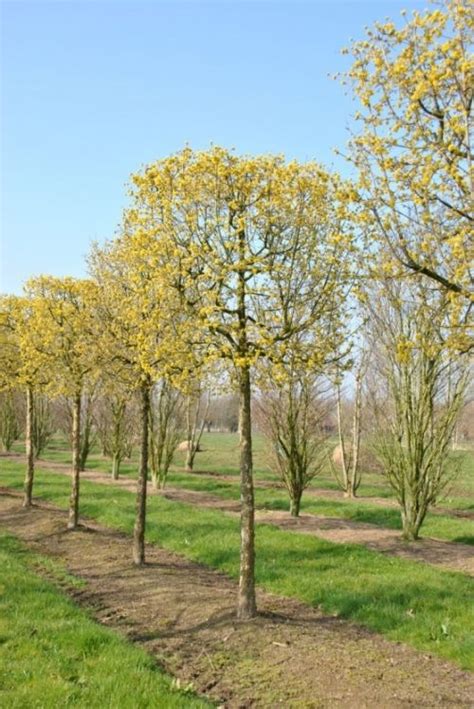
[1,0,426,294]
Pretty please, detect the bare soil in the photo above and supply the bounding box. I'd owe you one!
[4,454,473,576]
[1,490,473,708]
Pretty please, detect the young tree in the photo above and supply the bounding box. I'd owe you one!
[95,388,136,479]
[31,394,55,458]
[341,0,473,316]
[0,391,21,452]
[365,280,469,540]
[256,373,332,517]
[332,352,368,499]
[149,379,183,489]
[90,233,182,565]
[25,277,98,528]
[126,147,354,618]
[0,295,50,506]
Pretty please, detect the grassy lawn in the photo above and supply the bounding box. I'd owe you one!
[1,459,473,670]
[156,471,474,545]
[0,531,208,708]
[14,433,473,544]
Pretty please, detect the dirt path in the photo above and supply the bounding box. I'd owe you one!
[3,454,473,575]
[1,491,473,708]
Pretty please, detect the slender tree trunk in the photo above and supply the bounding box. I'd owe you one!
[185,444,194,472]
[22,385,35,508]
[133,382,150,566]
[67,391,82,530]
[237,364,256,619]
[112,453,120,480]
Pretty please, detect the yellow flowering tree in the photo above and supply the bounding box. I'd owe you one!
[0,294,50,507]
[341,0,473,310]
[126,146,355,618]
[25,277,99,528]
[89,232,184,565]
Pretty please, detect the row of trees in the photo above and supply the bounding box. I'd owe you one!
[1,0,472,619]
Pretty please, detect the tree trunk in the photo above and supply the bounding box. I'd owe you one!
[237,364,256,620]
[22,385,35,508]
[401,514,419,541]
[185,445,195,472]
[401,502,424,541]
[289,494,301,517]
[67,391,82,530]
[133,382,150,566]
[111,453,120,480]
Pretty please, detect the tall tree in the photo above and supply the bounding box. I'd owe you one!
[90,233,183,565]
[341,0,473,338]
[125,147,354,618]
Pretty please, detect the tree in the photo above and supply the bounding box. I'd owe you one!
[149,379,183,489]
[95,388,137,479]
[31,394,55,459]
[90,233,182,565]
[126,146,354,618]
[25,277,98,528]
[0,295,50,507]
[365,279,469,540]
[256,372,332,517]
[342,0,473,327]
[332,352,368,499]
[0,391,21,452]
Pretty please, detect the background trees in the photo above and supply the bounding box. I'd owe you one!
[256,372,331,517]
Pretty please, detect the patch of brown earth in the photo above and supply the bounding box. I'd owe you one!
[0,491,473,708]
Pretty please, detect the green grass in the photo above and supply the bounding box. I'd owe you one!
[0,531,208,708]
[20,431,473,544]
[1,460,473,670]
[16,431,473,509]
[146,470,474,545]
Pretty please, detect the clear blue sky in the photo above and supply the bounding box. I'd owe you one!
[1,0,425,294]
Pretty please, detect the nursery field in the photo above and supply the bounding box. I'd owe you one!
[1,434,473,706]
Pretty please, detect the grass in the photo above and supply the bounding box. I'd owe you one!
[0,531,209,708]
[24,433,474,544]
[142,470,474,545]
[1,459,473,670]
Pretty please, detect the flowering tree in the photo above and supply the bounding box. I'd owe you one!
[0,295,50,507]
[126,147,355,617]
[90,233,183,565]
[342,0,473,340]
[25,277,98,528]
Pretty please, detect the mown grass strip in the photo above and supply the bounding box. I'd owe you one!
[1,461,473,670]
[0,531,209,708]
[149,470,474,545]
